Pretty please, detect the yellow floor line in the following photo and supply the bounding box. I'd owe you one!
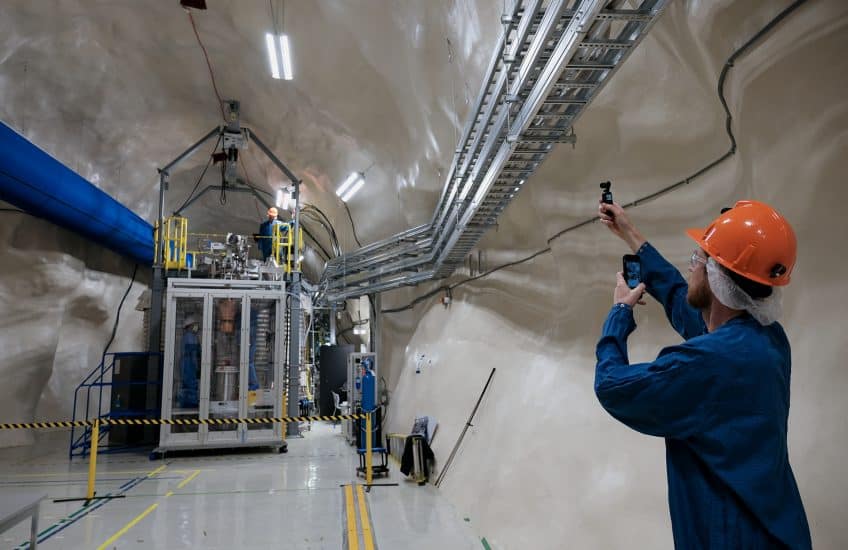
[0,469,167,478]
[176,469,201,489]
[344,484,359,550]
[356,484,376,550]
[148,464,167,477]
[96,502,159,550]
[95,466,200,548]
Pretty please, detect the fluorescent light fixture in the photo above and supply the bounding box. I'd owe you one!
[275,189,283,206]
[282,192,292,210]
[336,172,360,197]
[265,33,280,79]
[279,35,293,80]
[340,177,365,203]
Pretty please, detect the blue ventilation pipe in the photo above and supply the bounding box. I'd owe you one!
[0,121,154,264]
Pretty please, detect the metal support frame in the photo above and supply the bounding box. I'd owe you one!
[286,273,302,436]
[319,0,669,303]
[149,126,221,407]
[371,294,381,373]
[174,183,272,215]
[150,102,305,439]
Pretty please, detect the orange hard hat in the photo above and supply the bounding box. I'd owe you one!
[685,200,797,286]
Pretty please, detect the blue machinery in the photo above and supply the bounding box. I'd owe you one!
[346,353,377,445]
[348,353,388,479]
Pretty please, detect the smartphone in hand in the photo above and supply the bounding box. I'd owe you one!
[623,254,641,289]
[600,181,613,205]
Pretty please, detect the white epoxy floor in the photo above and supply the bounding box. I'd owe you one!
[0,423,481,549]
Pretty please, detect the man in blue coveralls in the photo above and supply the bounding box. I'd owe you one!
[596,199,811,549]
[256,206,286,263]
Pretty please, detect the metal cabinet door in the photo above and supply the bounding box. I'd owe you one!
[160,292,206,448]
[243,295,283,441]
[204,292,245,444]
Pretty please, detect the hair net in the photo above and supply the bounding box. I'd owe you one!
[706,258,782,325]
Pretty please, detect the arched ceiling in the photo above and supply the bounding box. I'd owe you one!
[0,0,502,254]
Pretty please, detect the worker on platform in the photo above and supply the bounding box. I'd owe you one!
[255,206,286,263]
[594,200,810,549]
[178,316,201,409]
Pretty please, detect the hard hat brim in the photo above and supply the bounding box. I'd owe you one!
[685,227,705,247]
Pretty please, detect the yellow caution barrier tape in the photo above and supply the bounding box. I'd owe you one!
[0,414,366,430]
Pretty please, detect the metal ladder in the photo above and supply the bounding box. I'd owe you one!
[319,0,669,303]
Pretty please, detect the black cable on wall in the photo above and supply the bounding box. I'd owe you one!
[101,263,140,360]
[343,201,363,248]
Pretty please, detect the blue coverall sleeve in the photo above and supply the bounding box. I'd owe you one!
[637,242,707,340]
[594,305,716,438]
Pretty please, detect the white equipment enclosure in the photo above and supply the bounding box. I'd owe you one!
[158,278,286,452]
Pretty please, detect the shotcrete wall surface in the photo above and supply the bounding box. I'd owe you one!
[383,1,848,548]
[0,0,845,548]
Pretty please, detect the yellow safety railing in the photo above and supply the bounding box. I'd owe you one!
[154,216,189,270]
[272,222,289,269]
[272,223,304,273]
[153,219,304,273]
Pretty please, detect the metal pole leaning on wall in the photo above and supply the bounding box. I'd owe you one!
[435,367,496,488]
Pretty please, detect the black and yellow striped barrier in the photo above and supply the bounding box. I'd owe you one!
[1,413,371,504]
[0,414,366,431]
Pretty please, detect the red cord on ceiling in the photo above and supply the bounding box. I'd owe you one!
[186,10,227,122]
